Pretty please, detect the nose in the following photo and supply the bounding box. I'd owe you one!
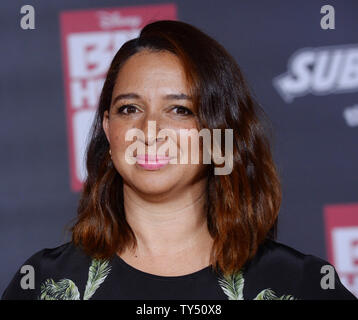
[139,114,165,146]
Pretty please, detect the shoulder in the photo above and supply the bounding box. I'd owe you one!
[1,242,91,300]
[241,239,356,300]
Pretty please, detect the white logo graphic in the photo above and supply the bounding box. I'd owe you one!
[97,11,142,29]
[320,265,335,289]
[123,121,234,175]
[273,44,358,103]
[20,265,35,290]
[20,5,35,30]
[320,5,335,30]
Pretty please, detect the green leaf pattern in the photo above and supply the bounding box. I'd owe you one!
[83,259,111,300]
[218,270,297,300]
[40,279,80,300]
[40,259,297,300]
[218,270,244,300]
[39,258,111,300]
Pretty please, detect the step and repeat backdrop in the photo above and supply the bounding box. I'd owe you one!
[1,1,357,297]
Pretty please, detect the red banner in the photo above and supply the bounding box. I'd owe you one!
[324,203,358,297]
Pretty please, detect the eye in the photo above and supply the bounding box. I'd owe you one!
[116,104,139,115]
[172,106,193,116]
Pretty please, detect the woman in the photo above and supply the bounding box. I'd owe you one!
[2,20,356,300]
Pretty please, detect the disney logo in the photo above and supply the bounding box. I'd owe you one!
[97,11,142,29]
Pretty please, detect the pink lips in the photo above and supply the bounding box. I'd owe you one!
[136,154,171,170]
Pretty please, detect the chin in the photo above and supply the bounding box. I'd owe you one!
[123,164,183,195]
[133,177,178,196]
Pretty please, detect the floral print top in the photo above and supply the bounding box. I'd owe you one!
[2,239,356,300]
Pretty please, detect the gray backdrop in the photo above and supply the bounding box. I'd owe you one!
[1,0,357,295]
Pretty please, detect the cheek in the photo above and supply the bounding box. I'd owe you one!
[109,123,130,148]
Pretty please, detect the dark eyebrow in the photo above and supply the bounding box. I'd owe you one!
[164,93,192,101]
[111,92,192,105]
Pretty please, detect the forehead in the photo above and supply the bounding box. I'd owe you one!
[113,50,189,92]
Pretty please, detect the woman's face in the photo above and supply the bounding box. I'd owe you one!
[103,50,207,196]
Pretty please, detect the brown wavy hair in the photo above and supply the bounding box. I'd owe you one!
[71,20,282,276]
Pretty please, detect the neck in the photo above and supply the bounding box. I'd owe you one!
[121,178,212,258]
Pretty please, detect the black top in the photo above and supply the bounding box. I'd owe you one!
[2,239,356,300]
